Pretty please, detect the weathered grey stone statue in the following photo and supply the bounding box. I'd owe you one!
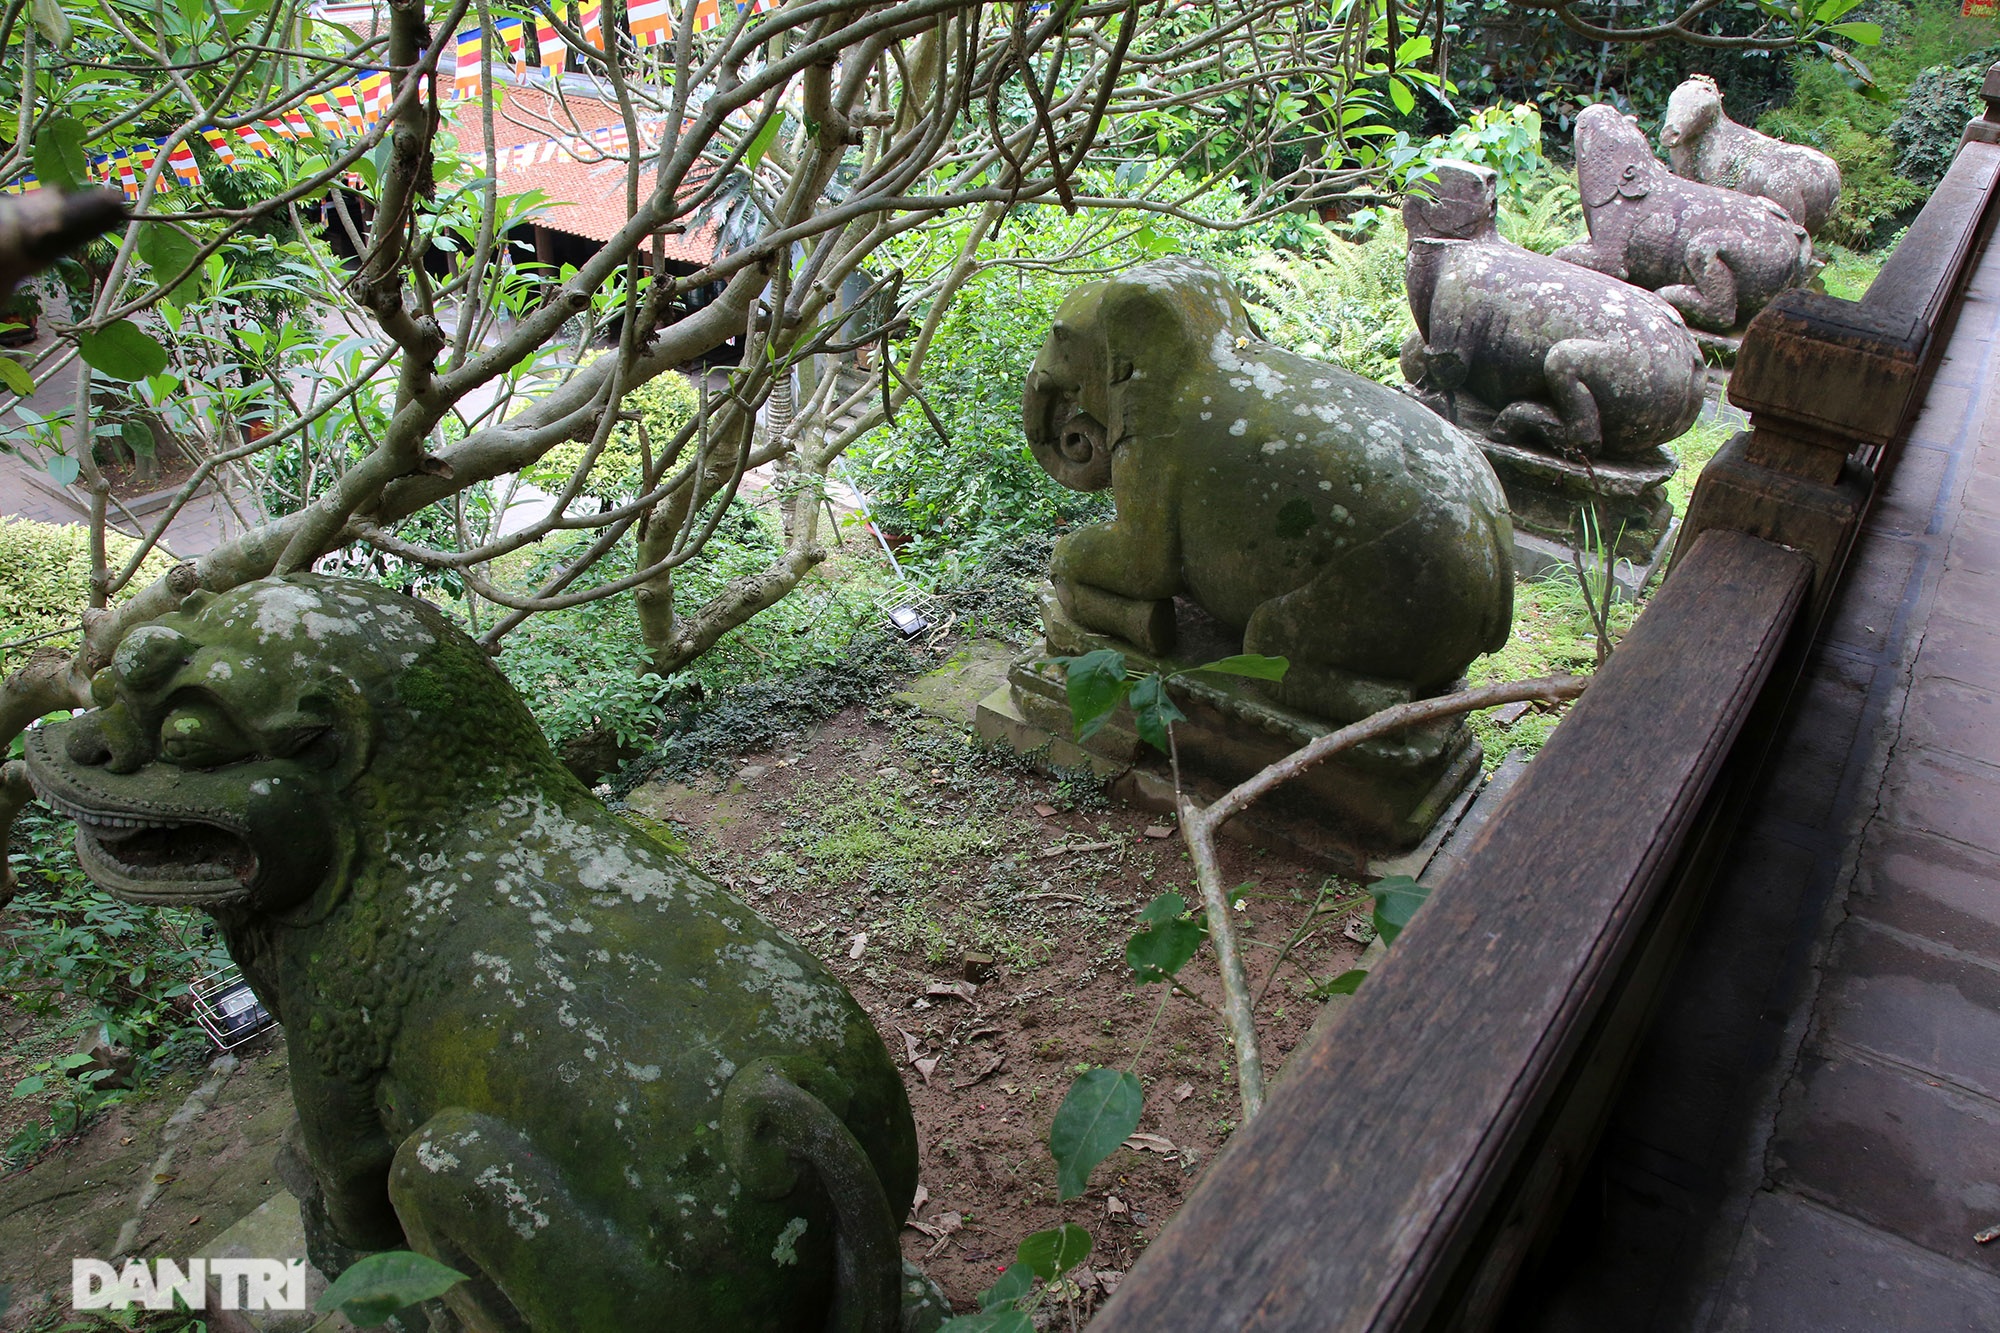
[26,577,931,1333]
[1557,103,1812,333]
[1402,160,1706,460]
[989,258,1512,861]
[1661,74,1842,238]
[1023,256,1514,722]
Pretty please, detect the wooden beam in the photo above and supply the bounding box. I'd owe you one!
[1090,529,1812,1333]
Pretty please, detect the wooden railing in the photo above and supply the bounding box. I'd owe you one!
[1090,82,2000,1333]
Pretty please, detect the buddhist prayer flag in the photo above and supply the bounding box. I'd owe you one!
[455,27,485,99]
[536,15,567,73]
[359,70,392,123]
[306,93,344,134]
[168,140,201,186]
[235,124,276,156]
[494,15,528,68]
[333,83,365,133]
[628,0,672,45]
[201,127,238,167]
[1,174,41,193]
[577,0,605,50]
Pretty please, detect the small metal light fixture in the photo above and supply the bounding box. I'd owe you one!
[189,965,276,1051]
[887,604,930,638]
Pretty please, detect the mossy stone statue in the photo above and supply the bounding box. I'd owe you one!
[25,576,925,1333]
[1558,103,1812,333]
[1402,160,1706,461]
[1660,74,1842,238]
[1022,257,1514,724]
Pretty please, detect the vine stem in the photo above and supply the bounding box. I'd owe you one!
[1175,673,1589,1121]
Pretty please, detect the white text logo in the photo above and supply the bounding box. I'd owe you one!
[72,1258,308,1310]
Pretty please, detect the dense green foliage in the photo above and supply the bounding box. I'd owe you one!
[1759,2,1993,247]
[0,518,174,675]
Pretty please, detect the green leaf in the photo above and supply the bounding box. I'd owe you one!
[1137,891,1186,926]
[44,454,79,486]
[1128,673,1185,754]
[938,1313,1034,1333]
[1126,917,1205,983]
[122,421,155,458]
[30,0,71,48]
[315,1251,468,1326]
[77,322,168,381]
[11,1076,47,1097]
[1187,653,1289,682]
[1312,969,1368,998]
[1370,874,1431,946]
[1056,649,1131,742]
[1826,20,1881,43]
[1016,1223,1093,1281]
[1393,34,1433,64]
[136,224,199,283]
[979,1262,1034,1312]
[1388,77,1416,116]
[743,109,787,170]
[1813,0,1862,19]
[1049,1069,1142,1201]
[32,116,89,193]
[0,357,34,398]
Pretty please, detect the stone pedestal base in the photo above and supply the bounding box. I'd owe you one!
[972,591,1486,875]
[1476,434,1679,565]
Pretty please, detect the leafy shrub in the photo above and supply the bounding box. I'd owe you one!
[1235,217,1416,384]
[1890,49,1999,187]
[0,517,175,674]
[523,368,701,500]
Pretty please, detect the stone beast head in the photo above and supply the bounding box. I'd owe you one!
[24,576,559,917]
[1574,103,1663,210]
[1403,160,1501,243]
[1659,74,1723,175]
[1021,258,1248,491]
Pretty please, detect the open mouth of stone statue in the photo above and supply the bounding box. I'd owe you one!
[41,791,258,905]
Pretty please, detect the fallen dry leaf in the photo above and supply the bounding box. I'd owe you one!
[1033,803,1057,817]
[848,932,869,960]
[1106,1195,1129,1217]
[1172,1081,1194,1102]
[896,1027,923,1064]
[951,1054,1006,1090]
[1123,1132,1177,1155]
[925,980,978,1004]
[914,1057,939,1084]
[1142,825,1174,840]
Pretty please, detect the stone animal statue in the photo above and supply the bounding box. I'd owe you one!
[1660,74,1842,238]
[1022,257,1514,721]
[1556,102,1812,333]
[1401,160,1706,461]
[25,576,928,1333]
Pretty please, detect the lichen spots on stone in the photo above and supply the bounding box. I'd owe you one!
[772,1217,809,1266]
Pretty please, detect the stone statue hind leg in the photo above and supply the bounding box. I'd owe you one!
[1656,231,1740,332]
[1490,338,1613,455]
[386,1066,909,1333]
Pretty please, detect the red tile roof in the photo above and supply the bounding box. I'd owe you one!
[449,82,719,262]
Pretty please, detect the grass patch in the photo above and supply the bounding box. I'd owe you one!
[1819,243,1891,303]
[1666,415,1737,519]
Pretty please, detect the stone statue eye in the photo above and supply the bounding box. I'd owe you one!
[158,703,257,769]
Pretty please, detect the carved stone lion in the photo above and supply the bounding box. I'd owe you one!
[25,576,926,1333]
[1556,103,1812,333]
[1402,160,1707,460]
[1021,257,1514,723]
[1661,74,1842,238]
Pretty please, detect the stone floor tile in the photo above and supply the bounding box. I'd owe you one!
[1815,919,2000,1100]
[1936,561,2000,622]
[1706,1192,2000,1333]
[1871,445,1951,536]
[1908,382,1976,448]
[1851,822,2000,960]
[1820,533,1919,658]
[1919,611,2000,689]
[1902,673,2000,768]
[1947,510,2000,576]
[1756,656,1878,829]
[1769,1047,2000,1275]
[1965,467,2000,518]
[1878,746,2000,856]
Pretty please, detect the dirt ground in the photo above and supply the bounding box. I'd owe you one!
[0,680,1363,1324]
[623,697,1364,1315]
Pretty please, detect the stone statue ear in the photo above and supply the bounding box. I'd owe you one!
[1100,282,1192,387]
[1580,148,1647,207]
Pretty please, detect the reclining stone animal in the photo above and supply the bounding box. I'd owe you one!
[25,576,925,1333]
[1401,160,1706,461]
[1022,257,1514,723]
[1556,103,1812,333]
[1660,74,1842,238]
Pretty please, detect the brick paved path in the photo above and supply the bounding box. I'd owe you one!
[1518,231,2000,1330]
